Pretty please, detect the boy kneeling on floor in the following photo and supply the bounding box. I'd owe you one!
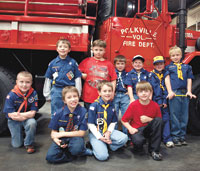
[121,81,163,161]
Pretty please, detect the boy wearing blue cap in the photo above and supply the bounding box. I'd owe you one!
[46,86,92,164]
[43,38,82,117]
[149,56,174,148]
[124,55,149,103]
[166,46,196,146]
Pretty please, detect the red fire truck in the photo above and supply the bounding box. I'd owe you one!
[0,0,200,134]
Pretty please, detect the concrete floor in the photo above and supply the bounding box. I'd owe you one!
[1,102,200,171]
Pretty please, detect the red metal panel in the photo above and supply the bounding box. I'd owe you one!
[98,17,170,72]
[0,0,84,17]
[0,15,96,25]
[0,30,89,51]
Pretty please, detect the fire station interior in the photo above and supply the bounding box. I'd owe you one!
[1,1,200,171]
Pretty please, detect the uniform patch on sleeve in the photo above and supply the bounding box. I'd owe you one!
[6,95,10,99]
[34,95,38,101]
[112,108,115,112]
[89,106,95,111]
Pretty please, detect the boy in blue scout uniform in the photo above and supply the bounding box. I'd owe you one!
[165,46,196,146]
[87,80,128,161]
[43,38,82,117]
[113,55,129,134]
[46,86,92,164]
[124,55,149,103]
[149,56,174,148]
[3,71,38,154]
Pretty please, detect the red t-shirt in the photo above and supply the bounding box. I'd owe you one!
[79,57,117,103]
[122,100,162,129]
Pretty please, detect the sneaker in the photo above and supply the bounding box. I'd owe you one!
[180,139,188,146]
[25,145,35,154]
[173,140,182,147]
[151,151,162,161]
[165,141,174,148]
[82,148,93,156]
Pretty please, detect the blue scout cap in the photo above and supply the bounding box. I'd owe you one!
[132,55,145,62]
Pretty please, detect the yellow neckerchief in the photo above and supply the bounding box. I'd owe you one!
[174,63,183,80]
[152,70,165,91]
[95,98,109,133]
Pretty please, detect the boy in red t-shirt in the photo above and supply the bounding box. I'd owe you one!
[79,39,117,110]
[121,81,163,161]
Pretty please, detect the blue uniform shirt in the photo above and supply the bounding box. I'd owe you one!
[45,55,82,87]
[3,90,38,118]
[88,97,117,130]
[49,104,88,131]
[166,62,194,91]
[149,69,169,105]
[115,69,127,93]
[124,68,149,94]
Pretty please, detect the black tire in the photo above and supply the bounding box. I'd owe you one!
[0,67,15,135]
[188,74,200,135]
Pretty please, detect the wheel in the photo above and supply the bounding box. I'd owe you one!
[188,74,200,135]
[0,67,15,135]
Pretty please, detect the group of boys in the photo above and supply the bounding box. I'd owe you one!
[3,38,196,163]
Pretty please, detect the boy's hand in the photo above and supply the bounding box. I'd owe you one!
[8,112,26,121]
[99,136,112,144]
[128,127,138,135]
[81,73,87,80]
[140,115,152,123]
[60,144,68,149]
[186,92,197,99]
[53,138,62,146]
[167,91,175,100]
[103,131,111,141]
[8,112,19,118]
[163,104,167,108]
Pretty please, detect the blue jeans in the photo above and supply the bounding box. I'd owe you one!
[113,92,129,134]
[161,106,172,143]
[50,86,64,117]
[89,130,128,161]
[169,90,189,141]
[8,118,37,148]
[46,137,85,163]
